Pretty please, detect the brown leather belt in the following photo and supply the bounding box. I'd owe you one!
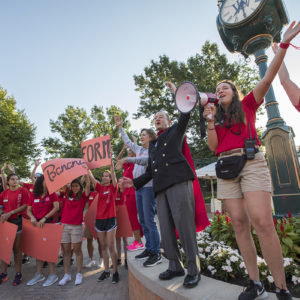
[219,147,259,158]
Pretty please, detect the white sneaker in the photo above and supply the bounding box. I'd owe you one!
[84,259,96,268]
[43,274,58,287]
[75,273,83,285]
[26,273,45,286]
[98,259,104,268]
[58,273,71,286]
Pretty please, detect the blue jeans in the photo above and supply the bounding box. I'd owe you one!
[135,186,160,254]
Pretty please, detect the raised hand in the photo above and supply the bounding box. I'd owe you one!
[115,159,126,170]
[1,163,6,173]
[35,159,41,167]
[166,82,176,95]
[114,115,123,128]
[7,163,15,173]
[282,21,300,44]
[120,177,133,188]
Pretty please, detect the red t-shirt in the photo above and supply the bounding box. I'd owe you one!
[123,163,134,179]
[28,193,59,220]
[87,191,98,208]
[115,190,125,206]
[60,192,88,225]
[215,91,263,155]
[95,182,117,219]
[21,183,35,219]
[0,188,29,220]
[23,182,34,193]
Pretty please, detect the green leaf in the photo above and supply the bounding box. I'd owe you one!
[282,237,293,249]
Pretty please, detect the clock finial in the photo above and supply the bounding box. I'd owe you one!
[217,0,224,9]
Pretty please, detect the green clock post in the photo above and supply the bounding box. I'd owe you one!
[217,0,300,216]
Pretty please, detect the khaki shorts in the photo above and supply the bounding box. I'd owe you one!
[61,224,83,244]
[217,152,272,199]
[83,226,94,239]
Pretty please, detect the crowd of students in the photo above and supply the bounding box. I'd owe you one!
[0,21,299,300]
[0,147,145,287]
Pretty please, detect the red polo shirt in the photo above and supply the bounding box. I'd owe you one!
[95,182,117,219]
[28,193,59,220]
[215,91,263,155]
[0,188,29,220]
[60,192,88,225]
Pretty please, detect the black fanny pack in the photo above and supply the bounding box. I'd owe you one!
[215,154,247,179]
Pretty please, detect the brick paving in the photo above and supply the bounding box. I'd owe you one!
[0,239,129,300]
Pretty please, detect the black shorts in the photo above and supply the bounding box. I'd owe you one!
[8,216,22,233]
[95,217,117,233]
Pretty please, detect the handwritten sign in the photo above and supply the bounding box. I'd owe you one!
[42,158,88,194]
[0,221,18,264]
[84,195,98,239]
[81,135,111,170]
[21,219,63,263]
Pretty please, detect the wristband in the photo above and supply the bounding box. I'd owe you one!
[44,216,48,220]
[279,43,289,49]
[208,128,216,131]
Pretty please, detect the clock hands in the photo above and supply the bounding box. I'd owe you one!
[233,0,248,18]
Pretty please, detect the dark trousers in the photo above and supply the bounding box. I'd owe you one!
[156,180,200,276]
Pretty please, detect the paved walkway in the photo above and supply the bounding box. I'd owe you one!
[0,239,129,300]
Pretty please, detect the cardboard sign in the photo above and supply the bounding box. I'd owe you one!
[42,158,88,194]
[21,219,63,263]
[0,221,18,264]
[81,135,111,170]
[84,195,98,239]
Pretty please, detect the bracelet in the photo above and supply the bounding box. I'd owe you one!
[44,216,48,220]
[208,127,216,131]
[280,42,289,49]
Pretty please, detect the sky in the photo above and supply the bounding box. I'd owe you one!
[0,0,299,168]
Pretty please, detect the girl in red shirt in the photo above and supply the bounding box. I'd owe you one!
[115,179,133,269]
[26,175,59,287]
[0,173,29,286]
[204,21,300,300]
[83,188,103,268]
[58,175,90,286]
[116,146,144,251]
[87,161,119,284]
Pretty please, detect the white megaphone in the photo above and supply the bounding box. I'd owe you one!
[174,81,219,120]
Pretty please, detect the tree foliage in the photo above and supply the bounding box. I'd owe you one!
[133,41,260,160]
[0,86,40,178]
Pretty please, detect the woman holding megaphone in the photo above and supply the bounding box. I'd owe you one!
[203,21,300,300]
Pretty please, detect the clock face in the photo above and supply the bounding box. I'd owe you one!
[220,0,263,25]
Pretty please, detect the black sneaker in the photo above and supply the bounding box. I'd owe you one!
[276,289,292,300]
[143,253,162,267]
[13,272,22,286]
[22,257,30,265]
[112,272,119,284]
[135,249,151,260]
[238,280,268,300]
[97,271,110,282]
